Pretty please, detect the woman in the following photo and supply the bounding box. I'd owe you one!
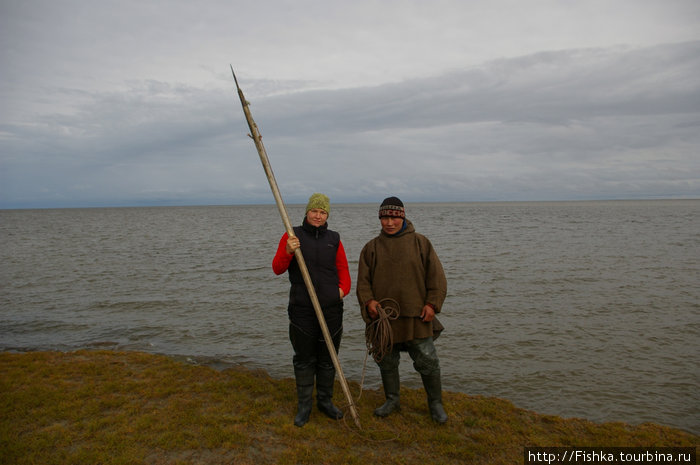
[272,193,351,427]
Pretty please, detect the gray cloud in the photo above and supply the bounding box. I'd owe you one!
[1,1,699,208]
[232,42,700,202]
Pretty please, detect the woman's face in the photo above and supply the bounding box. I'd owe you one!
[306,208,329,227]
[380,216,404,235]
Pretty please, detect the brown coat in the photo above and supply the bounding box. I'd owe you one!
[356,220,447,343]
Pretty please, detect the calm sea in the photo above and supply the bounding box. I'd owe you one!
[1,201,698,434]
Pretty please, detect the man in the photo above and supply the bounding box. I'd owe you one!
[356,196,448,423]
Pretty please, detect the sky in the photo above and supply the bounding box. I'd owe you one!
[1,0,699,208]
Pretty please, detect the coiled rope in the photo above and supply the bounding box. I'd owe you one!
[356,298,401,404]
[337,298,403,440]
[364,298,400,363]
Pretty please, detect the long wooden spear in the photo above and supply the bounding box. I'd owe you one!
[230,66,361,429]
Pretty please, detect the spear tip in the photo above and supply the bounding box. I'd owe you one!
[230,64,241,89]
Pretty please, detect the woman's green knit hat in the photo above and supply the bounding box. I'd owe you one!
[306,193,330,214]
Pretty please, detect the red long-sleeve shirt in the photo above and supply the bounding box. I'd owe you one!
[272,231,351,297]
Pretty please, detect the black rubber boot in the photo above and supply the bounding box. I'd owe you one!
[294,367,315,427]
[374,369,401,417]
[421,373,448,424]
[316,364,344,420]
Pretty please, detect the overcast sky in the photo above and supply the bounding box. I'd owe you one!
[1,0,699,208]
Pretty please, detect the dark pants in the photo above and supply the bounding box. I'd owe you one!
[289,322,342,372]
[289,306,345,425]
[377,337,440,376]
[288,301,343,372]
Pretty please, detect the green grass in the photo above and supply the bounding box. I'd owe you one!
[1,350,697,464]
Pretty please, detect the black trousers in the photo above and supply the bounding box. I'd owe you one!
[289,301,343,372]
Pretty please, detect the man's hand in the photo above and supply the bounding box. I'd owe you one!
[366,299,380,319]
[420,304,435,322]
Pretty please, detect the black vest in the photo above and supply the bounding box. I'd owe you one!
[287,220,341,309]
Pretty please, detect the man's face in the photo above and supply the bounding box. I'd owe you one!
[380,216,404,235]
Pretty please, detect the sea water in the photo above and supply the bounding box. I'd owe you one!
[1,200,698,433]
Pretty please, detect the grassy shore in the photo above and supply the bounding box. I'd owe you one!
[1,350,697,464]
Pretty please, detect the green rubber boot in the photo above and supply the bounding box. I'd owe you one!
[374,369,401,417]
[294,367,315,427]
[316,365,344,420]
[421,373,448,424]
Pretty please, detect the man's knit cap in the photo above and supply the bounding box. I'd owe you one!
[378,196,405,218]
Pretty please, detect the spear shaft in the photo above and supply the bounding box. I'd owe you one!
[230,66,361,429]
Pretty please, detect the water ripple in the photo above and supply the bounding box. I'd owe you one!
[1,201,698,433]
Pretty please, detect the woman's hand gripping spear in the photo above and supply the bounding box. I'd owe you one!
[230,66,361,429]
